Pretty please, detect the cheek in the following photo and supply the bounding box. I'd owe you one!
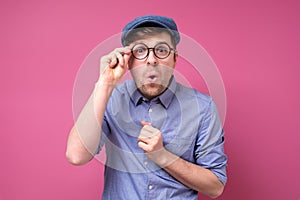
[161,57,176,68]
[129,57,145,69]
[129,64,144,80]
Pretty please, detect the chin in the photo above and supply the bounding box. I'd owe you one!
[140,84,166,99]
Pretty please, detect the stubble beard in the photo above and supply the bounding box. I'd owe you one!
[139,83,167,99]
[131,65,174,99]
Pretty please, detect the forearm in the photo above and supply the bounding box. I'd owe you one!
[138,125,224,198]
[159,150,224,198]
[66,46,130,165]
[66,82,114,165]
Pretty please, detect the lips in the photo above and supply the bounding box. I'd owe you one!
[146,72,159,83]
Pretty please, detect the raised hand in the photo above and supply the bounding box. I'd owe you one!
[98,47,132,86]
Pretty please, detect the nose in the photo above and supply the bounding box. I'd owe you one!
[146,49,158,65]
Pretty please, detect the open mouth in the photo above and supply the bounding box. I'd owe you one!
[147,74,158,83]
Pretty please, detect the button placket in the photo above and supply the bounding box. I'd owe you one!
[149,103,166,130]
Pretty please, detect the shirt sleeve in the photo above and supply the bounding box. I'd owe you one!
[194,99,227,185]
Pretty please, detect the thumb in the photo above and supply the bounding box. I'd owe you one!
[123,51,132,69]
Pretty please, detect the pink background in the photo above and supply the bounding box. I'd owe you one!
[1,0,299,200]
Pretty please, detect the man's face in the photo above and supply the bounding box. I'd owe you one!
[129,32,177,99]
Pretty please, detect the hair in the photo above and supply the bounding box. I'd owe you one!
[124,24,177,47]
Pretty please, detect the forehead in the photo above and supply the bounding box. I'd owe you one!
[130,32,173,47]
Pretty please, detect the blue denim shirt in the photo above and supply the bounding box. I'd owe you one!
[98,77,227,200]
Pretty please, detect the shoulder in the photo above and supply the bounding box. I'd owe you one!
[175,82,212,107]
[111,80,135,98]
[105,80,134,116]
[106,80,134,109]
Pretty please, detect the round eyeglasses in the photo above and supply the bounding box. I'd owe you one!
[131,42,176,60]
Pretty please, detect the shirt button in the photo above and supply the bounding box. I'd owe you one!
[144,161,148,166]
[149,108,153,113]
[148,185,153,190]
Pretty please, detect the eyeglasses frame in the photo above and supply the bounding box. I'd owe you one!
[131,42,176,60]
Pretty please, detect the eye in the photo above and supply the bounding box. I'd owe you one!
[136,48,145,54]
[133,45,147,55]
[155,45,169,54]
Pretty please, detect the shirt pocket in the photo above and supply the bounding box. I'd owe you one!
[164,136,195,162]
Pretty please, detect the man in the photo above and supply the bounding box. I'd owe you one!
[66,15,227,199]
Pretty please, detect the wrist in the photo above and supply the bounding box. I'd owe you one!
[94,79,116,94]
[96,77,117,88]
[93,80,115,106]
[154,149,178,168]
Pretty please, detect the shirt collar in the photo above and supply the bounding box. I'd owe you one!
[128,76,177,108]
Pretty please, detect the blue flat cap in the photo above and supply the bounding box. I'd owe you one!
[121,15,180,46]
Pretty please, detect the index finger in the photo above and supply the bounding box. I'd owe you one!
[138,123,160,140]
[117,47,132,67]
